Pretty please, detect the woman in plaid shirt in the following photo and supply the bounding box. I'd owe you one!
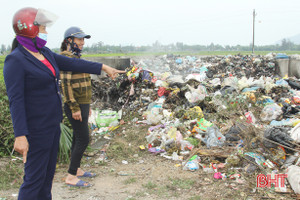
[60,27,124,187]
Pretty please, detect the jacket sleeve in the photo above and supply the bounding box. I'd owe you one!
[53,53,102,74]
[60,71,80,113]
[3,55,29,137]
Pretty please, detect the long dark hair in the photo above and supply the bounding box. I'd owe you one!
[11,38,19,52]
[60,39,68,52]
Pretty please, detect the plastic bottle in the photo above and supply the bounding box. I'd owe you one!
[287,165,300,195]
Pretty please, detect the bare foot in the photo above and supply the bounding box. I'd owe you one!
[76,168,85,177]
[65,174,89,186]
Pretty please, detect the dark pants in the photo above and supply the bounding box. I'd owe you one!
[18,125,61,200]
[64,104,90,175]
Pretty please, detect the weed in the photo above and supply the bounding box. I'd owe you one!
[0,158,23,190]
[58,123,73,163]
[143,181,157,190]
[134,191,147,198]
[0,63,14,156]
[125,197,136,200]
[123,178,137,185]
[106,122,148,161]
[168,178,196,190]
[188,196,202,200]
[155,186,169,197]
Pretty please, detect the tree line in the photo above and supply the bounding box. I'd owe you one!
[1,39,299,55]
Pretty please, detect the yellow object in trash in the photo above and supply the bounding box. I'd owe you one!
[109,125,120,132]
[139,145,146,150]
[243,91,256,102]
[184,106,204,120]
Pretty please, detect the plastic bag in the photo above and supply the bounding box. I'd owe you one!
[251,76,265,88]
[183,156,200,171]
[287,165,300,194]
[264,77,276,93]
[200,126,225,148]
[166,75,185,84]
[245,111,256,124]
[185,73,207,82]
[96,110,119,127]
[238,77,250,91]
[270,118,300,127]
[291,122,300,143]
[264,127,295,149]
[260,103,282,122]
[146,112,163,125]
[276,79,289,87]
[88,109,99,127]
[180,140,194,151]
[185,84,207,103]
[223,76,238,90]
[183,160,199,171]
[210,78,221,86]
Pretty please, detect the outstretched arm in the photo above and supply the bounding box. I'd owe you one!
[102,64,126,80]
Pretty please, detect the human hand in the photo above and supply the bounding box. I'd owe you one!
[89,108,92,117]
[72,110,82,122]
[14,136,29,163]
[102,64,126,80]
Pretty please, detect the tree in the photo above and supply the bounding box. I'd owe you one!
[281,39,294,50]
[1,44,6,54]
[176,42,184,51]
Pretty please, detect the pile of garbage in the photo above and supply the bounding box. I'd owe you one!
[90,53,300,197]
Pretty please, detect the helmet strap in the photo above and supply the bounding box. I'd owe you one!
[67,37,82,57]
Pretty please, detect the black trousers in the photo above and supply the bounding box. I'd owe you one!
[64,103,90,175]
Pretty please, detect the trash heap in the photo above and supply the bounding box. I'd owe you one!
[90,53,300,197]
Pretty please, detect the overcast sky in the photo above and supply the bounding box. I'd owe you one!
[1,0,300,49]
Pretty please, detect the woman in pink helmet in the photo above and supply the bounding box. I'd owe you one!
[4,7,125,200]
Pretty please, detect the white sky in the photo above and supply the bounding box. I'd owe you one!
[1,0,300,49]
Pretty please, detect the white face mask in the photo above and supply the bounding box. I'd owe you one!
[38,33,48,41]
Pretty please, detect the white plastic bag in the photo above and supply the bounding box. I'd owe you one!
[291,123,300,143]
[185,84,207,103]
[260,103,283,122]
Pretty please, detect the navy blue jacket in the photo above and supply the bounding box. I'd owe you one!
[3,45,102,137]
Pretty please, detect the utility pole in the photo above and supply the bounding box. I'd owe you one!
[252,9,256,54]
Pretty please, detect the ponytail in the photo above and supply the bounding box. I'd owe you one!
[11,38,19,52]
[60,39,68,52]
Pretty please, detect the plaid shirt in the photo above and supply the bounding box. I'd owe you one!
[60,51,92,113]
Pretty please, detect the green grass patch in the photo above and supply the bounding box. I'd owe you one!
[133,191,147,198]
[123,177,137,185]
[143,181,158,190]
[188,196,203,200]
[125,198,136,200]
[167,178,196,190]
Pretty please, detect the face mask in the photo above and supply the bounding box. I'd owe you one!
[38,33,48,42]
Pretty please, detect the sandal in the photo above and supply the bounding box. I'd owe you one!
[77,171,96,178]
[66,179,91,187]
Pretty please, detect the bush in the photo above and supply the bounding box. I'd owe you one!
[0,60,15,156]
